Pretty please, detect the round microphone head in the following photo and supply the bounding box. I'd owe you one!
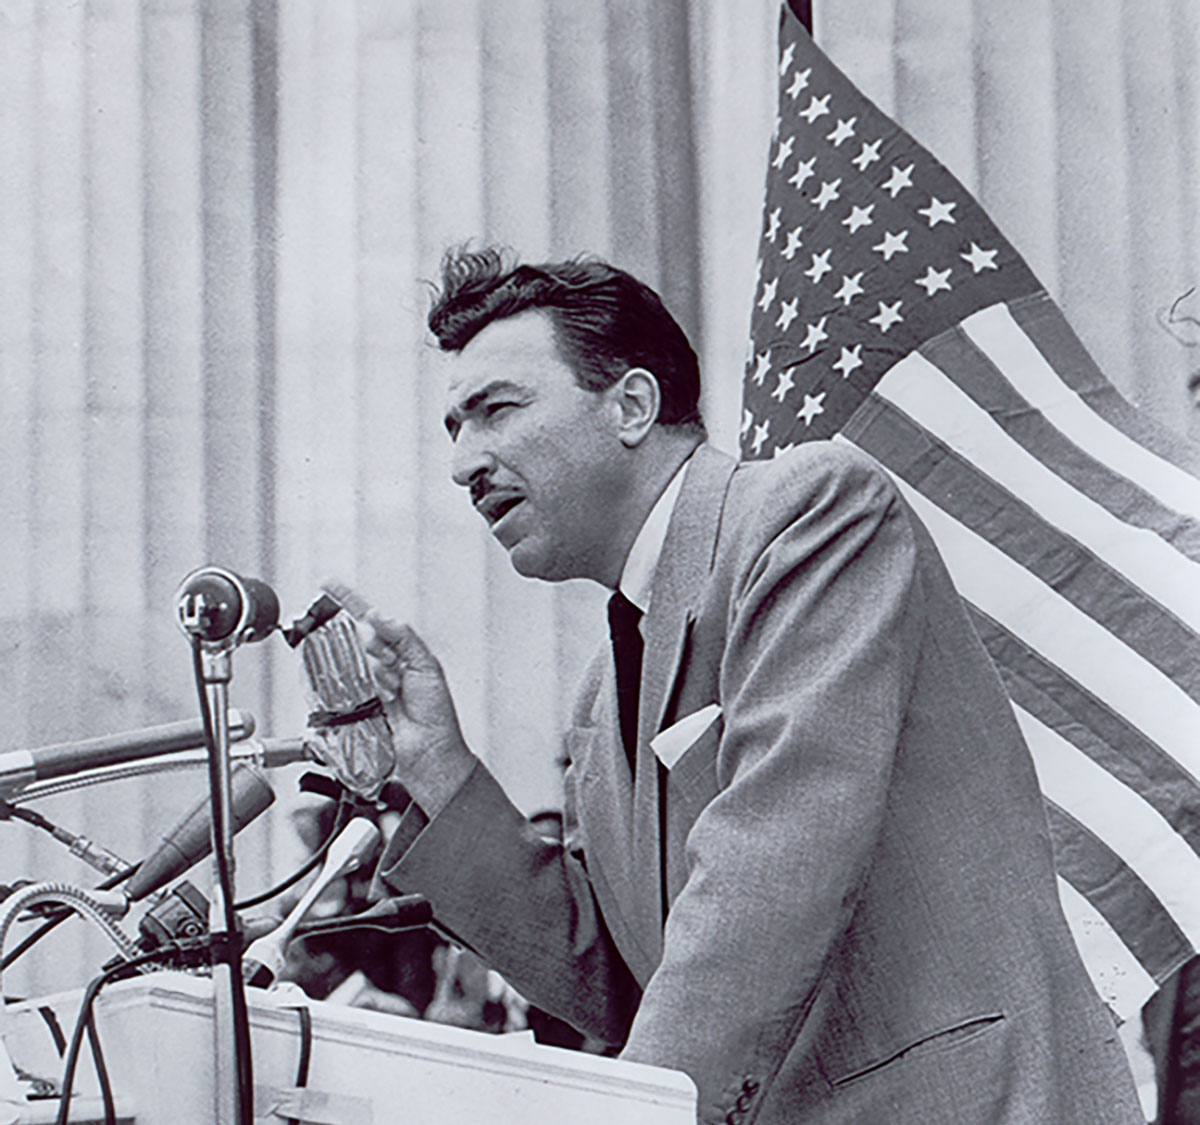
[176,568,244,643]
[175,567,280,646]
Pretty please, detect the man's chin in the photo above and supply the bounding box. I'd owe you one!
[509,544,551,580]
[507,539,571,583]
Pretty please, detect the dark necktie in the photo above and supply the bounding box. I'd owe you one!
[607,591,644,772]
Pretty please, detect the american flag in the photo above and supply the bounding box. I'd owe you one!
[742,3,1200,1020]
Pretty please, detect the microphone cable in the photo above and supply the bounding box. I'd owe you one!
[0,796,130,884]
[0,865,138,976]
[234,790,353,912]
[54,941,205,1125]
[190,637,255,1125]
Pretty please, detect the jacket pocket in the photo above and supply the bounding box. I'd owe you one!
[827,1011,1005,1088]
[652,703,722,769]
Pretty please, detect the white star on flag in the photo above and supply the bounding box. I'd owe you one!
[826,117,857,146]
[918,197,957,227]
[772,442,797,459]
[915,266,953,296]
[776,296,800,331]
[962,242,999,272]
[812,179,842,211]
[842,204,874,234]
[800,316,829,354]
[834,272,865,306]
[799,93,831,124]
[797,391,826,425]
[868,300,904,333]
[766,206,782,242]
[852,139,882,171]
[832,343,863,378]
[804,249,833,284]
[789,156,817,192]
[770,368,796,403]
[751,350,772,385]
[786,67,811,99]
[873,230,909,261]
[739,408,752,439]
[757,276,778,312]
[779,42,795,76]
[882,163,914,197]
[782,226,804,260]
[749,416,770,456]
[772,136,795,170]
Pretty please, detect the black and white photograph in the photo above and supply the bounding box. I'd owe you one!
[1,2,1197,1121]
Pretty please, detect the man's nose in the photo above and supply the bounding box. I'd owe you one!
[450,432,496,489]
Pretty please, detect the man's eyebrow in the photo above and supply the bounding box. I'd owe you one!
[444,379,527,435]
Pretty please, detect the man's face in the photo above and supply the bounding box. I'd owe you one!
[443,309,631,583]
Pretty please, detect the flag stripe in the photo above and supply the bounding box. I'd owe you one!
[1054,876,1159,1018]
[1019,706,1200,949]
[1047,803,1191,985]
[922,316,1200,566]
[852,449,1200,782]
[868,352,1200,635]
[971,612,1200,860]
[846,395,1200,704]
[1012,294,1200,484]
[962,302,1200,526]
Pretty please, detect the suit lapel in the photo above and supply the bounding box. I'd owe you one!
[630,445,737,964]
[571,684,664,984]
[638,445,736,745]
[576,445,737,982]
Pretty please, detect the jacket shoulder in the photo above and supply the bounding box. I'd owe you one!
[725,440,900,539]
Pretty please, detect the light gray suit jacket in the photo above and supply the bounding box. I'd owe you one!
[377,442,1142,1123]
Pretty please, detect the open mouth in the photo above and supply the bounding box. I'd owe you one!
[481,494,524,527]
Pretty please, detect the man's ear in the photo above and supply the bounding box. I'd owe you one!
[613,367,660,447]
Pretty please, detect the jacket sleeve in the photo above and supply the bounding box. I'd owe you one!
[373,735,642,1047]
[619,450,926,1121]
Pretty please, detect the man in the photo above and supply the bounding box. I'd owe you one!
[354,248,1141,1122]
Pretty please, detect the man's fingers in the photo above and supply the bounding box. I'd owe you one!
[362,613,441,674]
[373,663,402,701]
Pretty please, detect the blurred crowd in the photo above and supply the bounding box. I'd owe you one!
[277,797,603,1055]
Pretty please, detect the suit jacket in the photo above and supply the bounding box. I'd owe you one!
[377,442,1142,1123]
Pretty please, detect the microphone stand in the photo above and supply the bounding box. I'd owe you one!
[176,566,279,1125]
[196,643,252,1125]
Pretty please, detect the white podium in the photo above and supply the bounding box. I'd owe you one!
[0,972,696,1124]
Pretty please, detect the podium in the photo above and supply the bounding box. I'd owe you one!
[1,972,696,1123]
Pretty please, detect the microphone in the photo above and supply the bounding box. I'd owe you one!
[293,894,432,938]
[0,711,256,796]
[176,567,280,646]
[124,763,275,902]
[242,818,380,987]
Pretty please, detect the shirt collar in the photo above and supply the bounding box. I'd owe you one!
[617,455,692,614]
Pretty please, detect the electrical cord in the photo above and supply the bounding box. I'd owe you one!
[0,800,56,833]
[285,1005,313,1125]
[0,866,137,975]
[83,1011,115,1125]
[234,794,352,911]
[190,637,255,1125]
[0,885,142,1003]
[53,943,198,1125]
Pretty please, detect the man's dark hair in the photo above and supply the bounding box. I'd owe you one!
[427,247,705,434]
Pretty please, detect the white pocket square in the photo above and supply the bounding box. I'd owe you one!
[651,703,722,770]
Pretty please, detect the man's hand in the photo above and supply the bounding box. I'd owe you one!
[360,612,477,817]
